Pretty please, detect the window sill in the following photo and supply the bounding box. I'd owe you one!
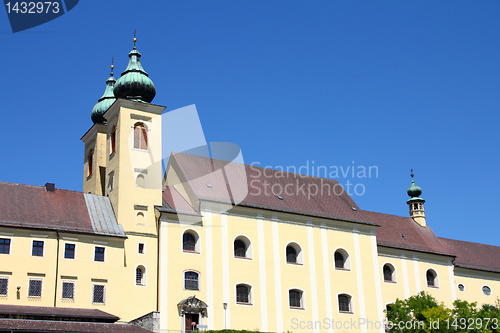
[234,256,252,260]
[384,280,397,284]
[109,151,116,160]
[286,262,303,266]
[236,302,253,306]
[182,250,200,254]
[339,311,353,314]
[87,174,93,180]
[335,268,350,271]
[427,285,439,289]
[290,306,305,310]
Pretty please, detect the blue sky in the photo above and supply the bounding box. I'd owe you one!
[1,1,499,246]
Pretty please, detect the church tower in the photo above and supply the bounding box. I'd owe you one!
[407,170,426,226]
[81,35,165,316]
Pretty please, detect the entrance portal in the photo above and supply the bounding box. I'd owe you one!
[185,313,199,332]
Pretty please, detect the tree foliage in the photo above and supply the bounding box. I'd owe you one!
[386,292,500,333]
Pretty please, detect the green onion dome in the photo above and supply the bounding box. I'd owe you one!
[91,63,116,124]
[407,171,422,198]
[113,37,156,103]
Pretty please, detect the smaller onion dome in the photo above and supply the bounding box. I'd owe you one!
[91,61,116,124]
[113,35,156,103]
[407,171,422,198]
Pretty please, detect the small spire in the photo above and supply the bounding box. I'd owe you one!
[110,57,114,76]
[410,169,414,179]
[133,30,137,49]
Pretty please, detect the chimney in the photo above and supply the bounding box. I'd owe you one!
[45,183,55,192]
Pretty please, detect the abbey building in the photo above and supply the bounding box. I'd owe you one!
[0,39,499,333]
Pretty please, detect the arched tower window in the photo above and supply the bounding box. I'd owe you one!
[285,242,303,264]
[136,266,145,286]
[133,122,148,150]
[383,263,396,282]
[426,269,438,287]
[182,230,200,253]
[110,126,116,154]
[87,149,94,176]
[334,248,350,270]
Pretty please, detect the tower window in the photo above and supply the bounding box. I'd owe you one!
[110,126,116,154]
[87,149,94,176]
[136,266,146,286]
[233,236,252,259]
[133,122,148,150]
[184,271,199,290]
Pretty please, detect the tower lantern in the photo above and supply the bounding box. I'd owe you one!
[407,170,426,226]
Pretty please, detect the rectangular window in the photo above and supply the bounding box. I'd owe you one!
[62,282,74,300]
[138,243,144,254]
[0,278,8,296]
[94,247,105,262]
[32,241,44,256]
[28,279,42,297]
[92,284,105,303]
[64,244,75,259]
[0,238,10,254]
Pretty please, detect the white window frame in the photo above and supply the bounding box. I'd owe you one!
[337,292,354,314]
[382,262,397,283]
[235,282,253,306]
[138,242,145,254]
[0,276,9,296]
[31,240,45,257]
[333,247,351,271]
[28,278,43,298]
[0,237,12,255]
[285,241,304,265]
[92,284,106,304]
[425,268,439,288]
[288,288,305,310]
[94,246,106,263]
[135,265,147,287]
[63,242,76,260]
[183,270,200,291]
[61,281,75,300]
[182,229,201,254]
[233,234,253,260]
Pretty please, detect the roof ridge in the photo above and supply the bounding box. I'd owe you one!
[0,181,83,194]
[439,236,500,248]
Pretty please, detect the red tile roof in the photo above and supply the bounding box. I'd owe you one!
[0,182,125,238]
[0,319,151,332]
[0,304,118,322]
[359,210,453,256]
[440,237,500,273]
[165,152,376,226]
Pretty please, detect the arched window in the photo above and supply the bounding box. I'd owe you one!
[338,294,352,313]
[87,149,94,176]
[133,122,148,150]
[136,266,145,286]
[233,236,252,259]
[286,242,303,264]
[184,271,199,290]
[383,264,395,282]
[289,289,304,309]
[236,284,251,304]
[334,249,350,270]
[136,212,145,225]
[182,230,199,253]
[110,126,116,154]
[136,174,145,188]
[234,240,246,258]
[426,269,438,287]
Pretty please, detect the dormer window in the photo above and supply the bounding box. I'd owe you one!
[133,122,148,150]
